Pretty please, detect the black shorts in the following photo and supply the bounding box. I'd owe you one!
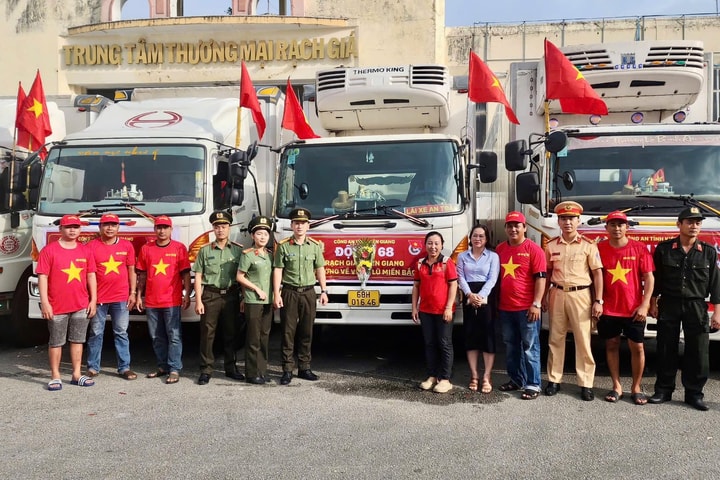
[597,315,645,343]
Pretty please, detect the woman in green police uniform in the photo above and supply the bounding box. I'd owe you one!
[237,216,274,385]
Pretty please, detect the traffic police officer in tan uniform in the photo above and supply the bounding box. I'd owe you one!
[273,208,329,385]
[543,201,604,401]
[237,215,274,385]
[193,210,244,385]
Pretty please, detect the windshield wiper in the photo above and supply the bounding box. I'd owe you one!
[307,204,430,228]
[635,194,720,218]
[586,204,654,225]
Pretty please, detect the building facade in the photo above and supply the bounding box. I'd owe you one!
[2,1,720,117]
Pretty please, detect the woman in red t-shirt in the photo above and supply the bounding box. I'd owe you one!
[411,231,458,394]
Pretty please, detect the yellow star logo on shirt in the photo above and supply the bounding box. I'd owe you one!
[608,260,632,285]
[153,258,169,276]
[501,256,521,278]
[100,255,123,275]
[61,261,83,283]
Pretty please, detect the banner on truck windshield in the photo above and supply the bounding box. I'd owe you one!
[311,233,426,283]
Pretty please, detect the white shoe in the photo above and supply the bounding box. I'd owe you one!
[433,379,453,393]
[419,376,437,391]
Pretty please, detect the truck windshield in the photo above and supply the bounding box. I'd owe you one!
[553,133,720,214]
[276,140,460,218]
[38,145,205,215]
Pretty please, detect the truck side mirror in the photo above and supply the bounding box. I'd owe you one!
[27,161,43,209]
[545,131,567,153]
[516,172,540,204]
[470,151,497,183]
[227,150,250,206]
[505,140,528,171]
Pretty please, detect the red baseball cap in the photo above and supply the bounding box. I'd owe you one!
[60,214,82,227]
[154,215,172,227]
[605,211,628,223]
[100,213,120,224]
[505,211,526,224]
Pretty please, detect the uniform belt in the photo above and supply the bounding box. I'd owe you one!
[551,283,590,292]
[204,285,239,295]
[282,284,316,293]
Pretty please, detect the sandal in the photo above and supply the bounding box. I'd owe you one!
[146,369,169,379]
[70,375,95,387]
[120,370,138,381]
[166,372,180,384]
[631,392,648,405]
[605,390,623,403]
[481,378,493,394]
[47,379,62,391]
[499,381,520,392]
[521,389,540,400]
[468,378,479,392]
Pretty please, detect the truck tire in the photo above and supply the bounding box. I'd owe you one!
[10,270,48,347]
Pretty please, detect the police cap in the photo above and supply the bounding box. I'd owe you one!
[249,216,272,233]
[554,201,583,217]
[289,208,311,222]
[209,211,232,225]
[678,206,705,221]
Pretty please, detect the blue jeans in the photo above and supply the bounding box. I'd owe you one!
[146,307,183,373]
[500,309,541,391]
[87,302,131,373]
[419,312,454,380]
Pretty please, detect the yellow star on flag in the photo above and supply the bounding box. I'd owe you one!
[490,76,500,88]
[61,261,83,283]
[101,255,123,275]
[153,258,170,276]
[27,98,43,118]
[501,256,521,278]
[574,67,585,81]
[608,261,632,285]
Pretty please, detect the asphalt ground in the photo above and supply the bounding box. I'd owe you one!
[0,321,719,479]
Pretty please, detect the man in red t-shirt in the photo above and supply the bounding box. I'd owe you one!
[136,215,191,384]
[37,214,97,391]
[597,211,654,405]
[86,213,138,380]
[495,211,547,399]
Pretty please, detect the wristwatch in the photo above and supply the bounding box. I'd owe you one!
[531,302,542,309]
[321,290,328,294]
[594,299,604,305]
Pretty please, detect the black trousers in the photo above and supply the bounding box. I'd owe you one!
[199,289,239,374]
[655,297,710,400]
[280,288,316,372]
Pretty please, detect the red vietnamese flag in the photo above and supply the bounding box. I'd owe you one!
[17,70,52,150]
[14,82,33,150]
[544,39,608,115]
[240,61,266,140]
[282,78,319,139]
[468,51,519,124]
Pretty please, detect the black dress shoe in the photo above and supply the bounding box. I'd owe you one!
[580,387,594,401]
[298,369,319,381]
[247,376,266,385]
[198,373,211,385]
[685,398,709,411]
[544,382,561,396]
[648,392,672,404]
[280,371,293,385]
[225,371,245,381]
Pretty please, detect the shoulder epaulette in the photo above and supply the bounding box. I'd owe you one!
[231,241,244,248]
[242,247,255,254]
[549,236,560,243]
[580,235,596,243]
[306,236,320,245]
[277,237,292,245]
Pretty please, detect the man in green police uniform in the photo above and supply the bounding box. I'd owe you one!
[273,208,329,385]
[649,206,720,411]
[193,210,244,385]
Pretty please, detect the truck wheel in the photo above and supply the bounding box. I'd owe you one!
[10,270,48,347]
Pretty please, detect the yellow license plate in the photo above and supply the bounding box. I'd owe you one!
[347,290,380,307]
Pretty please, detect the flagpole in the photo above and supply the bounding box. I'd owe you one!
[235,63,244,149]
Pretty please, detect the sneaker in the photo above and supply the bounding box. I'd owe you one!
[433,380,453,394]
[419,376,437,391]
